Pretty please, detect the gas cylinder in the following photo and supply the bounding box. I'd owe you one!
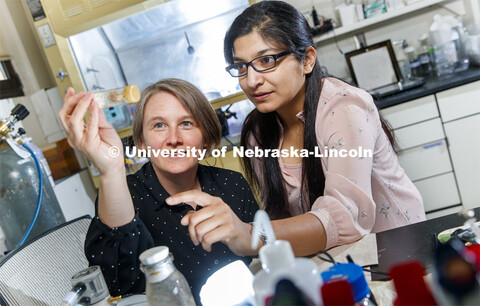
[0,104,65,250]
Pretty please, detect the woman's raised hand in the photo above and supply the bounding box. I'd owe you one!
[58,87,124,175]
[166,190,255,256]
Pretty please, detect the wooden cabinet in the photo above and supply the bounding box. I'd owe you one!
[40,0,151,36]
[29,0,171,95]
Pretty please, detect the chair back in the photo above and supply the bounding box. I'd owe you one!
[0,215,91,305]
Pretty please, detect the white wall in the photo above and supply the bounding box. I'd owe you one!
[0,0,55,95]
[0,0,57,147]
[284,0,467,78]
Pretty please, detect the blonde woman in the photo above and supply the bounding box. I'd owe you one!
[59,78,258,302]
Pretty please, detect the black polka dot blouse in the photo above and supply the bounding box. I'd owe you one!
[84,162,259,304]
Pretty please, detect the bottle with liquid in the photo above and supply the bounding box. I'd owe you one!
[393,39,411,80]
[140,246,195,306]
[92,85,141,109]
[417,34,433,77]
[405,46,422,78]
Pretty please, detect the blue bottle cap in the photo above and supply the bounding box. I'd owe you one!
[321,262,369,303]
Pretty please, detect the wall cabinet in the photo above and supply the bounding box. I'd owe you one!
[41,0,147,36]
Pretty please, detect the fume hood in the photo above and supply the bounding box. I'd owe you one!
[68,0,248,98]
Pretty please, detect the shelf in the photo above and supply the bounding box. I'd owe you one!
[313,0,452,44]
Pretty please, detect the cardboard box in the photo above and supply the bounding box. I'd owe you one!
[41,138,81,180]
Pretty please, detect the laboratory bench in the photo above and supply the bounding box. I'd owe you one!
[372,206,480,281]
[375,66,480,109]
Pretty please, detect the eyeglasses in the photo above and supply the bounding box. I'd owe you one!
[225,51,292,77]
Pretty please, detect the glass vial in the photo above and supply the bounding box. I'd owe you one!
[140,246,195,306]
[93,85,141,108]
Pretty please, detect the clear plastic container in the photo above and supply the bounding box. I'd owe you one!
[103,104,133,130]
[93,85,141,108]
[70,266,110,304]
[140,246,195,306]
[429,15,470,77]
[431,42,456,77]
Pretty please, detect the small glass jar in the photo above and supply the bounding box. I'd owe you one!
[140,246,195,306]
[93,85,141,108]
[70,265,110,304]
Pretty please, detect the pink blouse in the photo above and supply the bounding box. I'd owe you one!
[252,77,426,250]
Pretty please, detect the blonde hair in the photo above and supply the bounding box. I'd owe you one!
[132,78,221,153]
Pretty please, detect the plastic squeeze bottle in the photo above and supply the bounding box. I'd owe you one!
[251,210,323,306]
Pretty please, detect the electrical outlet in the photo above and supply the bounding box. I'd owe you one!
[37,23,56,48]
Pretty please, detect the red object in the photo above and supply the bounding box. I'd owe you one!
[389,261,437,305]
[321,279,355,305]
[464,244,480,272]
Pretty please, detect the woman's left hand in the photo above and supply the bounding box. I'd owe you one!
[166,190,255,256]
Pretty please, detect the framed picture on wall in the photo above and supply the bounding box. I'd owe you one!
[345,40,402,91]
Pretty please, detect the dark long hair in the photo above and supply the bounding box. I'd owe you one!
[224,1,393,219]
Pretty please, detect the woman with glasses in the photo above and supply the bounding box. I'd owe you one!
[167,0,425,256]
[58,79,258,302]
